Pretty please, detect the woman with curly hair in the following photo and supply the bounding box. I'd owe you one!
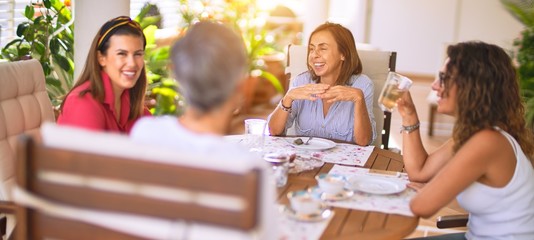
[398,41,534,239]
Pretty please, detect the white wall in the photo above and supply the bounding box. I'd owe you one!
[367,0,524,75]
[302,0,330,44]
[329,0,368,43]
[74,0,130,81]
[456,0,523,48]
[369,0,458,75]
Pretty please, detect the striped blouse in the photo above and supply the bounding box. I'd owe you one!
[282,72,376,144]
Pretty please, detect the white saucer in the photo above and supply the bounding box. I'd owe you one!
[309,186,354,201]
[282,205,332,222]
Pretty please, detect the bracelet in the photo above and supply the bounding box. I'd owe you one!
[400,122,420,134]
[278,99,292,113]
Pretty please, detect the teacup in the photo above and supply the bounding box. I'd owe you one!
[315,173,346,194]
[287,190,322,215]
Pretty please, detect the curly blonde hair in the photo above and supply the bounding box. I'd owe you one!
[443,41,534,162]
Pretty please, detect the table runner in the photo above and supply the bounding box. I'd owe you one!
[277,205,334,240]
[225,135,375,167]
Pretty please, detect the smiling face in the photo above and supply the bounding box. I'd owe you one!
[97,34,145,96]
[308,30,345,84]
[432,58,457,116]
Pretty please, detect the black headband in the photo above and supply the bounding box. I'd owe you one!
[97,16,145,50]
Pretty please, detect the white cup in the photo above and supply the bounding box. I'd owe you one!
[287,190,322,215]
[244,119,268,152]
[315,173,346,195]
[378,72,413,112]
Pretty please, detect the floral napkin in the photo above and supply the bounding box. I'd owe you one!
[312,143,374,166]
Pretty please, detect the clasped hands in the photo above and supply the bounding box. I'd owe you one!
[286,83,364,103]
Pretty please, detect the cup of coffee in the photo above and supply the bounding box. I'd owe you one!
[315,173,346,195]
[287,190,322,215]
[378,72,413,112]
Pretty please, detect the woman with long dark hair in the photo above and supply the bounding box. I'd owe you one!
[58,16,151,133]
[400,41,534,239]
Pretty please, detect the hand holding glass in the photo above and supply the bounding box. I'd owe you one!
[378,72,413,112]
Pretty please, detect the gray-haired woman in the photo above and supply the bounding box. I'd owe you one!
[130,21,252,157]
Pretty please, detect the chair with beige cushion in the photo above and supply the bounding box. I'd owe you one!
[0,59,55,238]
[8,123,276,240]
[284,44,396,149]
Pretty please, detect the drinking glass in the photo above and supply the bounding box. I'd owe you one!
[378,72,413,112]
[263,153,289,187]
[244,119,268,152]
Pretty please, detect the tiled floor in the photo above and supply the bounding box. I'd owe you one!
[229,78,467,238]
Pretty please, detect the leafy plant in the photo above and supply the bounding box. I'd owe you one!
[1,0,73,107]
[135,3,184,116]
[178,0,284,93]
[501,0,534,130]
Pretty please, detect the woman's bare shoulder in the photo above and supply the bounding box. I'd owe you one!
[459,129,513,162]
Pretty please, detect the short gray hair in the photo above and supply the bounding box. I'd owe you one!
[170,21,248,112]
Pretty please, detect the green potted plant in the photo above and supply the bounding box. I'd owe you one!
[135,3,184,116]
[501,0,534,130]
[178,0,285,112]
[1,0,73,108]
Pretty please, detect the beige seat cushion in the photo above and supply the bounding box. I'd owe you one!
[0,59,55,200]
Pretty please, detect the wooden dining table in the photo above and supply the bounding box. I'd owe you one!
[276,147,419,240]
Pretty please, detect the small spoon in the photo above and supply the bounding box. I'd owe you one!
[304,137,314,145]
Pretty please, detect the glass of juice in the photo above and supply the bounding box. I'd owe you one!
[378,72,413,112]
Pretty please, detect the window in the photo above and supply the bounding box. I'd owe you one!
[0,0,27,48]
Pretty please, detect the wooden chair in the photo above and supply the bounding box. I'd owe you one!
[284,44,397,149]
[8,124,274,240]
[437,214,469,229]
[0,59,55,239]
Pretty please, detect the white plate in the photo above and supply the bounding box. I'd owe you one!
[348,176,406,195]
[281,205,332,222]
[288,137,336,151]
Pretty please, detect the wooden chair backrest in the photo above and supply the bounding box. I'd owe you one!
[14,134,260,240]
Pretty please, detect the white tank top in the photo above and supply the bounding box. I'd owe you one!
[457,128,534,239]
